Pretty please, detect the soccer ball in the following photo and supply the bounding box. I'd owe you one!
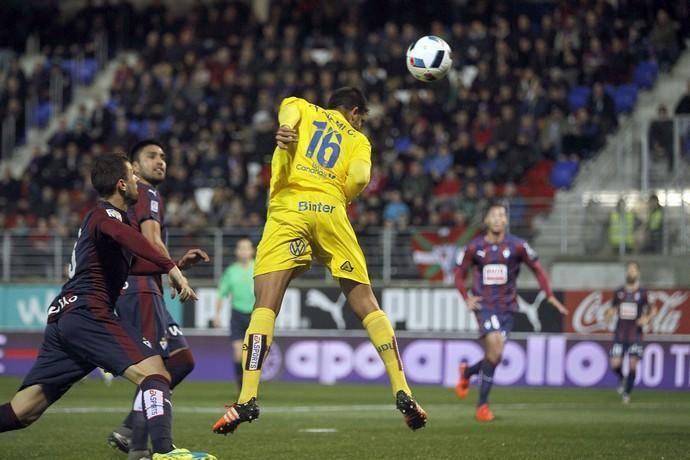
[406,35,453,82]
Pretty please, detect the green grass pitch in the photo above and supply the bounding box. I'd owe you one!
[1,377,688,459]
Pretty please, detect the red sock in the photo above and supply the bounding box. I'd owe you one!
[166,349,195,389]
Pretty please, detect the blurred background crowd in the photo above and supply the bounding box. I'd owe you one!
[0,0,688,253]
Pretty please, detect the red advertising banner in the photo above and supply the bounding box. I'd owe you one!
[565,290,690,335]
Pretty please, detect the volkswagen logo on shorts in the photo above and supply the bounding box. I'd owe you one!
[289,238,306,257]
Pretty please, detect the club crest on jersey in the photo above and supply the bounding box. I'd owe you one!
[106,209,122,221]
[151,200,159,213]
[502,248,511,258]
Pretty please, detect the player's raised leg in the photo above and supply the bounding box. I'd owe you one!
[341,278,427,430]
[212,268,295,435]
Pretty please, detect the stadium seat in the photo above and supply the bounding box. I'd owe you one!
[34,102,52,127]
[550,159,579,189]
[568,86,592,112]
[633,61,659,89]
[612,84,638,113]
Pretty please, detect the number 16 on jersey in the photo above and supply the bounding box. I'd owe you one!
[306,121,341,168]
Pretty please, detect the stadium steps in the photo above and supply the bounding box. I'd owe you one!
[534,49,690,257]
[3,52,135,176]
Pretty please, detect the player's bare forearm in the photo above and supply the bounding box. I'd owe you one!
[141,219,171,258]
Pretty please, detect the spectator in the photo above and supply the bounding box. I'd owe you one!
[650,9,680,70]
[588,81,617,133]
[583,198,605,255]
[648,104,674,176]
[383,190,410,229]
[643,194,664,253]
[403,162,432,202]
[503,182,528,235]
[608,198,639,254]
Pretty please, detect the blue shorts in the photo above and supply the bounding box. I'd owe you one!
[610,342,643,359]
[115,292,188,358]
[230,310,251,341]
[20,307,156,403]
[475,310,514,338]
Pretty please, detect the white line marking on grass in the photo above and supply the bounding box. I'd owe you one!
[47,401,690,415]
[298,428,338,433]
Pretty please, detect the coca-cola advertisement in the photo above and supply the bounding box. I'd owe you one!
[565,290,689,335]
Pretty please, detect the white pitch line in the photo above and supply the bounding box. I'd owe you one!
[298,428,338,433]
[47,401,690,415]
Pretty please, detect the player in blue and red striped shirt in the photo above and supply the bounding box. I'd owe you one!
[0,153,215,460]
[109,140,208,457]
[606,261,656,404]
[454,201,567,422]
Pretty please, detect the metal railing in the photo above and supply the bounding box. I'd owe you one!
[640,115,690,190]
[2,195,689,283]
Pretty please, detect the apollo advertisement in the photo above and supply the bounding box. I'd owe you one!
[2,333,689,390]
[565,290,690,335]
[200,287,565,333]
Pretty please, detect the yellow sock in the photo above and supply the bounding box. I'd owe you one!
[237,307,276,403]
[363,310,411,397]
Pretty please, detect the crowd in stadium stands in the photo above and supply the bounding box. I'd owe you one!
[1,0,689,246]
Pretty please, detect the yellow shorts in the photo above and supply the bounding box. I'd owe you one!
[254,190,370,285]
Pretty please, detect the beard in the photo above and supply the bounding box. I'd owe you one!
[625,275,638,284]
[143,174,164,186]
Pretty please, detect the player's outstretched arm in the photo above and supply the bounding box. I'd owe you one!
[97,214,175,273]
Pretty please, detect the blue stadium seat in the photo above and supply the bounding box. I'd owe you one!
[159,117,173,133]
[127,120,142,135]
[34,102,52,127]
[612,84,638,113]
[633,61,659,89]
[567,86,591,112]
[78,59,97,84]
[550,159,578,189]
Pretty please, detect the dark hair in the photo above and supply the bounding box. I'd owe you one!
[129,139,164,162]
[91,152,129,197]
[326,87,368,114]
[483,199,508,218]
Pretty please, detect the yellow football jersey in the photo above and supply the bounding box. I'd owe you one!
[269,97,372,203]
